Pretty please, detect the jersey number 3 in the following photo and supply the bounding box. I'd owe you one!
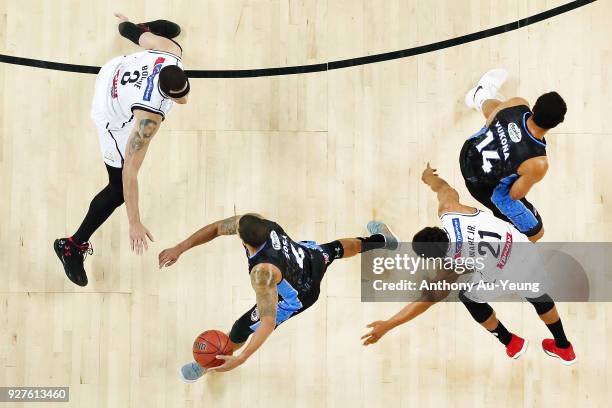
[121,70,140,85]
[475,131,500,173]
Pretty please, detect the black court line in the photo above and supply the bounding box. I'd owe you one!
[0,0,597,78]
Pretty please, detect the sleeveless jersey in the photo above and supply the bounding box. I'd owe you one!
[245,221,325,315]
[440,210,529,278]
[462,105,547,185]
[105,50,182,128]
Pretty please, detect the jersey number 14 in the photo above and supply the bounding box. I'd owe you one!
[475,131,500,173]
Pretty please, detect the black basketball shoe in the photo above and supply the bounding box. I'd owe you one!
[53,238,93,287]
[137,20,181,39]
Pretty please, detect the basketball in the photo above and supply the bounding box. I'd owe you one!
[192,330,233,368]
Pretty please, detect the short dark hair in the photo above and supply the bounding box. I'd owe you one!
[158,65,190,98]
[532,91,566,129]
[412,227,450,259]
[238,215,270,247]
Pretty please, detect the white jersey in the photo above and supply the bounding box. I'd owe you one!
[91,50,183,167]
[440,209,545,302]
[105,50,182,127]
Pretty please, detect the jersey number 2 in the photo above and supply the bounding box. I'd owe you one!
[477,230,502,258]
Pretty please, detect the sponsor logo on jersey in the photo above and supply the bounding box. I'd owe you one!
[250,307,259,322]
[496,232,513,269]
[508,122,522,143]
[143,57,165,101]
[111,68,120,98]
[452,218,463,258]
[494,121,511,160]
[270,230,281,250]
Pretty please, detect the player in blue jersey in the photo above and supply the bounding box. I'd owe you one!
[158,214,399,381]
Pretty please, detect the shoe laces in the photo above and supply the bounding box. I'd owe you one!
[77,242,94,260]
[64,239,93,259]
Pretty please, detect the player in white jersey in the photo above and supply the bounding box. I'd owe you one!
[54,13,190,287]
[361,164,577,365]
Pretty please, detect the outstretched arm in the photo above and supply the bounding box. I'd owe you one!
[421,163,464,217]
[209,263,279,372]
[158,213,264,267]
[123,110,162,254]
[362,269,459,346]
[158,215,242,268]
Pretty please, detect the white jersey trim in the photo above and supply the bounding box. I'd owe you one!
[131,103,166,119]
[148,49,182,61]
[439,209,481,220]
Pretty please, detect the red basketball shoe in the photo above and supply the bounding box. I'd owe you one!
[506,334,528,359]
[542,339,577,366]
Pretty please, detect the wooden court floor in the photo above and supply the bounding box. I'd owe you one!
[1,1,610,407]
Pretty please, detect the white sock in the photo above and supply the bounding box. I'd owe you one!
[473,86,495,112]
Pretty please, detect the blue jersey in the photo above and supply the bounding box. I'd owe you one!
[461,105,547,186]
[245,221,326,328]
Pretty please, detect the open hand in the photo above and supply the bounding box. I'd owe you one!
[129,222,154,255]
[361,320,391,346]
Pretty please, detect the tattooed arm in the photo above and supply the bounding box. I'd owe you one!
[158,213,262,268]
[209,263,280,372]
[123,110,162,254]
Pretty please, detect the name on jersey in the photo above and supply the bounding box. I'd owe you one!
[133,64,149,89]
[143,57,166,101]
[494,121,511,160]
[465,224,477,258]
[281,235,291,261]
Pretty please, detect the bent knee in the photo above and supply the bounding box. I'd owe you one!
[528,227,544,242]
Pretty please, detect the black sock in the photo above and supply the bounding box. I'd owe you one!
[489,321,512,346]
[72,186,124,244]
[546,319,570,348]
[358,234,385,252]
[72,165,124,244]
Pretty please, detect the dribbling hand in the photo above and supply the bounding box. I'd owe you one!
[207,355,244,373]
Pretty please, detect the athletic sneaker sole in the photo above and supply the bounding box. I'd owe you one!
[366,221,400,250]
[542,346,577,366]
[179,367,200,383]
[511,339,529,360]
